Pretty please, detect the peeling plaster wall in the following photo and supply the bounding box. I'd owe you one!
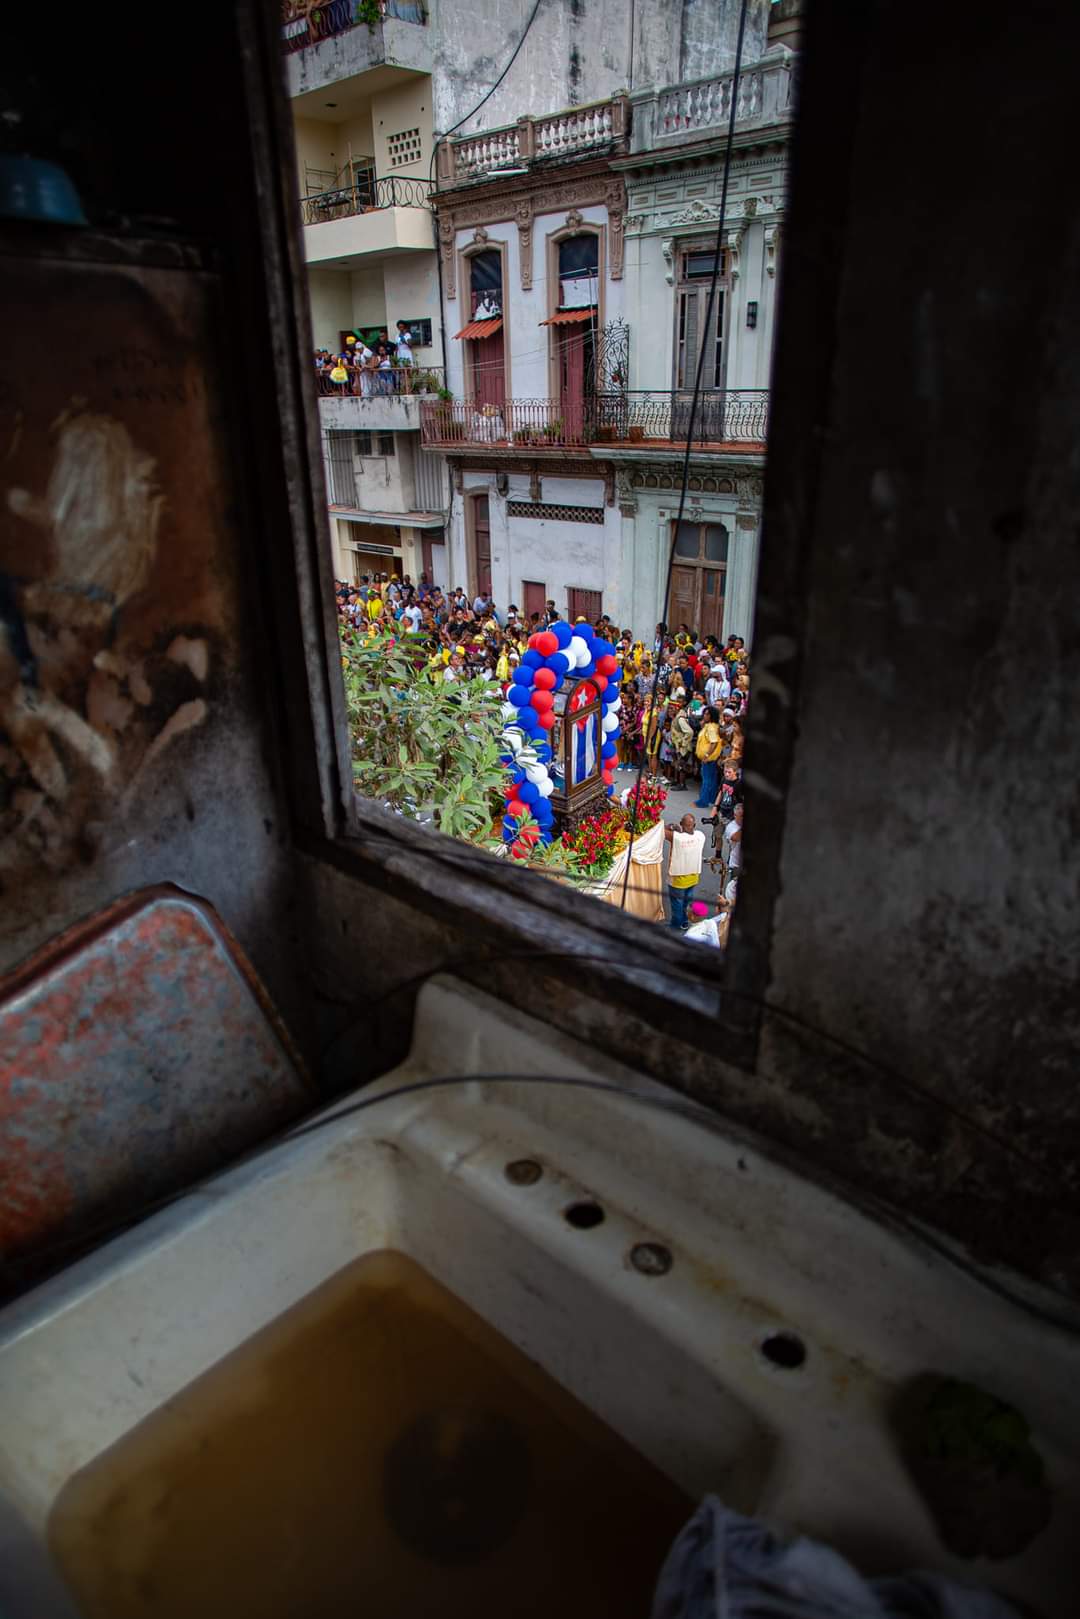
[430,0,769,138]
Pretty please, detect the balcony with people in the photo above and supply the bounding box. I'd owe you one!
[282,0,431,94]
[419,390,769,456]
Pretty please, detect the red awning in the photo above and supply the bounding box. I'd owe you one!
[453,318,503,340]
[539,308,596,326]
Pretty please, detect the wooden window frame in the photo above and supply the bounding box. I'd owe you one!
[457,238,510,407]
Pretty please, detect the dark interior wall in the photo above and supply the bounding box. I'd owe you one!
[743,1,1080,1291]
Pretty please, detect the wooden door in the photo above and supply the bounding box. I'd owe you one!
[558,325,588,442]
[523,580,546,620]
[471,496,492,598]
[699,566,725,641]
[471,330,505,410]
[670,565,699,633]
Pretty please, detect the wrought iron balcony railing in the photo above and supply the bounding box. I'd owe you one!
[419,390,769,450]
[282,0,426,55]
[301,174,432,224]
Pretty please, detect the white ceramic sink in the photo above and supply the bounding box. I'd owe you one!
[1,977,1077,1616]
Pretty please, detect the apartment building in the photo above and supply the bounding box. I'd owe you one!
[284,0,450,586]
[419,0,796,639]
[282,0,787,612]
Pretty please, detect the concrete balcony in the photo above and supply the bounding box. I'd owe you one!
[318,370,444,433]
[437,95,629,190]
[283,2,431,97]
[302,177,433,267]
[629,47,795,155]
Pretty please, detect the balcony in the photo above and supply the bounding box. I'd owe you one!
[301,175,433,267]
[317,366,445,432]
[420,391,768,453]
[437,95,629,190]
[628,47,795,155]
[282,0,431,97]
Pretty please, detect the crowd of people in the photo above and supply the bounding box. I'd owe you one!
[314,325,436,396]
[335,573,748,933]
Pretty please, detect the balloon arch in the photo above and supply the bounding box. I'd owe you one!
[497,620,622,859]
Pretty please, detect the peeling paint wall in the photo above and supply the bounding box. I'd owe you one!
[430,0,769,138]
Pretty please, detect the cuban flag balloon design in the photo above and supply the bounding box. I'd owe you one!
[499,620,621,857]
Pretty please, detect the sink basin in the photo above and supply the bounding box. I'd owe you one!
[1,977,1077,1616]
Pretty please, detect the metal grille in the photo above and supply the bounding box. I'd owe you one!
[387,127,422,167]
[414,450,446,511]
[326,432,358,507]
[506,501,604,524]
[568,588,603,622]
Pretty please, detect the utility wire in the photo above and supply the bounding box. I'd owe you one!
[620,0,751,912]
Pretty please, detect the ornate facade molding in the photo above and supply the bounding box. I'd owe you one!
[764,220,781,277]
[446,454,617,507]
[629,467,738,494]
[735,472,765,505]
[725,224,746,280]
[515,197,533,290]
[661,238,674,285]
[437,169,627,296]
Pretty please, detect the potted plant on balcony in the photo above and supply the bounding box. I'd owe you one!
[627,423,645,443]
[512,426,537,446]
[541,418,564,444]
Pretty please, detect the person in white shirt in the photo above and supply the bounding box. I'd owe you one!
[443,651,465,682]
[395,321,413,365]
[722,801,743,886]
[664,812,706,932]
[402,602,422,633]
[472,592,488,615]
[705,664,731,708]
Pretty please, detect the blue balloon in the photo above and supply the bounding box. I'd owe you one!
[517,707,540,732]
[534,742,552,761]
[593,638,615,659]
[517,781,540,805]
[514,665,535,687]
[521,649,543,668]
[605,784,615,796]
[507,685,531,707]
[547,652,570,678]
[601,741,617,759]
[502,817,517,839]
[552,621,573,648]
[498,751,515,766]
[533,798,553,824]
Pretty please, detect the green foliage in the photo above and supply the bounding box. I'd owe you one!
[342,628,506,839]
[353,0,382,29]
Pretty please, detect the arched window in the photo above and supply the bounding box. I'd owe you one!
[470,250,502,317]
[557,234,599,310]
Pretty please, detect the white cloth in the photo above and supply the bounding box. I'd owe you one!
[706,674,731,707]
[685,916,721,947]
[395,328,412,362]
[669,828,706,880]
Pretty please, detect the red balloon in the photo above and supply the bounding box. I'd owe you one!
[530,689,554,713]
[535,630,559,657]
[507,798,527,819]
[592,673,608,693]
[533,667,557,690]
[537,710,557,730]
[527,633,542,649]
[502,782,519,799]
[596,654,618,675]
[518,825,540,846]
[510,840,530,860]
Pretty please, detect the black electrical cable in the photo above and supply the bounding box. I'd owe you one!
[620,0,751,911]
[429,0,547,189]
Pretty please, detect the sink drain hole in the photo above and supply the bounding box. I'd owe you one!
[759,1331,807,1370]
[564,1200,605,1230]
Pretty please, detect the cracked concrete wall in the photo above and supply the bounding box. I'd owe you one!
[430,0,770,138]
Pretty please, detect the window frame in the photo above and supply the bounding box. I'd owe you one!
[672,239,730,394]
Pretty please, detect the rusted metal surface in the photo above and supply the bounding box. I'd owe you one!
[0,886,310,1297]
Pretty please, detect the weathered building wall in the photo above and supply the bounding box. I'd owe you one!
[430,0,770,140]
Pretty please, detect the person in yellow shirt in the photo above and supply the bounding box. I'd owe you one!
[693,705,725,808]
[495,645,512,684]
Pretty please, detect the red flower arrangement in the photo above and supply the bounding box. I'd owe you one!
[561,805,626,878]
[622,777,667,835]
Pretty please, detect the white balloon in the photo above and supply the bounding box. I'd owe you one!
[524,763,547,784]
[568,635,590,668]
[537,777,554,798]
[500,704,519,722]
[601,711,619,734]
